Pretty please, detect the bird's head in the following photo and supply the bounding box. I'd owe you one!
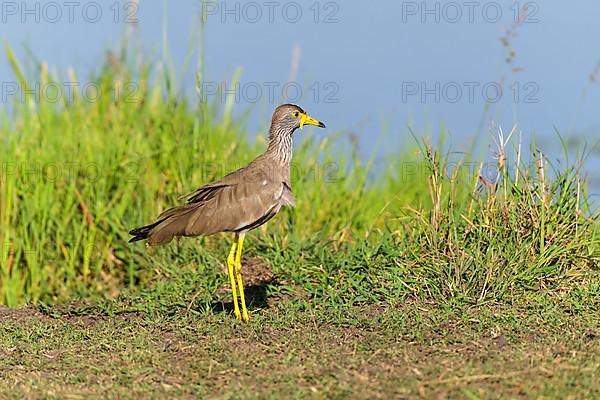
[271,104,326,134]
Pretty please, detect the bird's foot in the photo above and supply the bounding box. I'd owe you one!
[234,309,242,321]
[241,310,250,323]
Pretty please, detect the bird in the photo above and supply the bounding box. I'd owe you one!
[129,104,326,322]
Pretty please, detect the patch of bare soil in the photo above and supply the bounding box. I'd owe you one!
[0,306,52,322]
[215,256,275,294]
[240,256,276,286]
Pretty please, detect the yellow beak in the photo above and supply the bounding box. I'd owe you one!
[300,113,326,129]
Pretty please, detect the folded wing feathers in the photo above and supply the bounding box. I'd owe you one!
[133,158,294,245]
[184,181,285,236]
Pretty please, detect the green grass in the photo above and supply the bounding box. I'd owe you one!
[0,40,598,398]
[0,42,597,307]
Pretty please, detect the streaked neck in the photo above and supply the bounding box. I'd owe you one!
[266,126,293,165]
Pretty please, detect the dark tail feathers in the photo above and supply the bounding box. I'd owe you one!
[128,220,162,243]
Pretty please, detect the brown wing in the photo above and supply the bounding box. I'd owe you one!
[178,183,227,204]
[184,180,285,236]
[138,157,290,245]
[142,180,287,245]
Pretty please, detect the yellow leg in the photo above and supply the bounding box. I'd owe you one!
[235,233,249,322]
[227,239,241,320]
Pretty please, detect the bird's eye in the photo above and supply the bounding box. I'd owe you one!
[294,112,299,118]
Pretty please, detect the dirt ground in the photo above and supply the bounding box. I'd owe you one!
[0,292,598,399]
